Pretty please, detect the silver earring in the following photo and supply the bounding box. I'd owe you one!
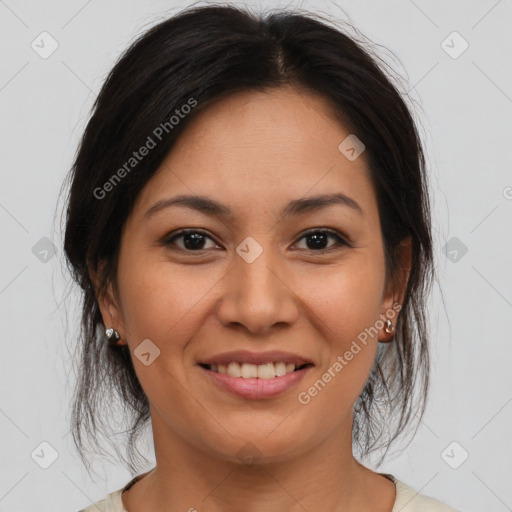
[384,319,394,334]
[105,327,121,345]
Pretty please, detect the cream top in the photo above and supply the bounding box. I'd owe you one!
[79,470,460,511]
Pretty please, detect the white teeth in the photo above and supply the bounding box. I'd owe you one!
[227,362,241,377]
[209,361,302,378]
[240,363,258,378]
[257,363,275,379]
[274,362,286,376]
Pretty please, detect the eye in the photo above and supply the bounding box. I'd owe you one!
[161,229,219,251]
[161,228,350,254]
[293,229,349,253]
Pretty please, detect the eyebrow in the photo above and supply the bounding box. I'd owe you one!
[143,192,364,221]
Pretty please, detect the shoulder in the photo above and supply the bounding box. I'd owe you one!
[392,478,461,512]
[77,469,153,512]
[77,488,125,512]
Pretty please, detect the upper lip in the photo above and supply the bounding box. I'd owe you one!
[198,350,314,367]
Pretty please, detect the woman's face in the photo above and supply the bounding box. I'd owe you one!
[99,86,410,464]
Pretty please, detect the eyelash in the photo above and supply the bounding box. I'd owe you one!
[161,228,350,254]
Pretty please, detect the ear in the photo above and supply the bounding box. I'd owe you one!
[379,236,412,342]
[88,260,127,346]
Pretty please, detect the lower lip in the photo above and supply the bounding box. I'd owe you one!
[199,365,312,399]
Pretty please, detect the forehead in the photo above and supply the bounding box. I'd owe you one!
[132,86,377,224]
[167,86,355,158]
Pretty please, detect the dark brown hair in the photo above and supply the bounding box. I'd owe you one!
[61,4,435,475]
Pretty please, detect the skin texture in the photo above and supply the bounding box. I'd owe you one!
[91,85,411,512]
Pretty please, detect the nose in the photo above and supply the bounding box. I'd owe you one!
[215,247,300,335]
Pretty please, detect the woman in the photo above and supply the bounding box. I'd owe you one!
[63,4,460,511]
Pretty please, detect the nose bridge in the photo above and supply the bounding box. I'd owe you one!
[238,246,279,297]
[235,237,283,303]
[217,237,298,333]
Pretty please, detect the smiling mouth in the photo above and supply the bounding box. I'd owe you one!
[198,362,313,379]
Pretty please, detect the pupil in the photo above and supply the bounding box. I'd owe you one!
[181,232,329,251]
[308,232,327,250]
[183,233,205,250]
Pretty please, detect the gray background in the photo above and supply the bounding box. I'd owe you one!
[1,0,511,511]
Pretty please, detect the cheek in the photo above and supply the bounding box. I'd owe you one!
[117,256,220,354]
[296,272,382,417]
[115,263,199,405]
[119,268,174,341]
[295,260,384,393]
[299,259,385,342]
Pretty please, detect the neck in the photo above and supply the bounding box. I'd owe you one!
[122,410,395,512]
